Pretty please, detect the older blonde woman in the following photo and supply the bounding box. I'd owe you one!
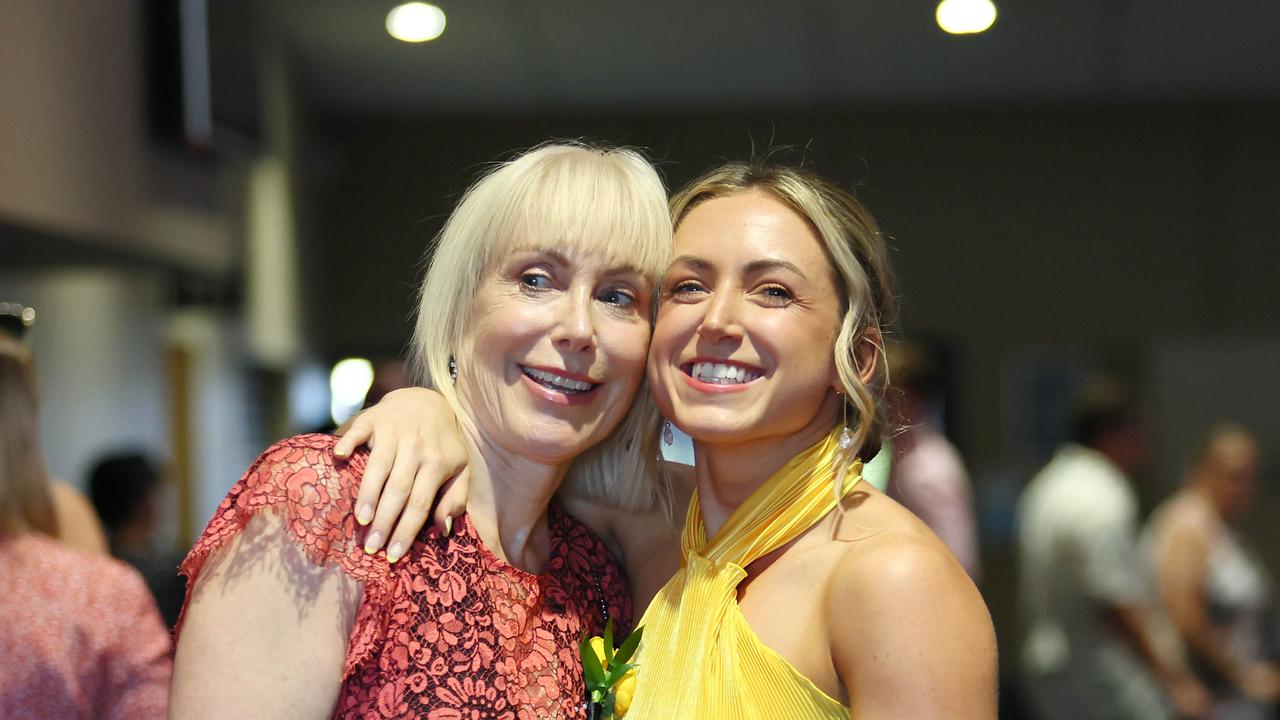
[169,144,672,719]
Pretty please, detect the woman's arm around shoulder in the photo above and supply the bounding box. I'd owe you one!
[827,531,997,720]
[170,436,372,720]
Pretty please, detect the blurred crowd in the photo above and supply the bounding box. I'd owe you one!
[0,299,1275,719]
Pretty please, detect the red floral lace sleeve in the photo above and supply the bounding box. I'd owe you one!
[177,433,394,678]
[179,433,633,720]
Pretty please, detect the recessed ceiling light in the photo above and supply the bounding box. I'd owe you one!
[386,2,446,43]
[936,0,997,35]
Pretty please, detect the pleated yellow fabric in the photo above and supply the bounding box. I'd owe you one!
[625,428,861,719]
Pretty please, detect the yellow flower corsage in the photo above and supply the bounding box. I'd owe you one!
[580,620,642,719]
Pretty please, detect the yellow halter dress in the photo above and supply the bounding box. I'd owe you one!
[625,429,860,719]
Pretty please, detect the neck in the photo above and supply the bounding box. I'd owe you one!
[459,421,568,574]
[691,393,842,538]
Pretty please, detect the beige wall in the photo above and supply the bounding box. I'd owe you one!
[0,0,235,273]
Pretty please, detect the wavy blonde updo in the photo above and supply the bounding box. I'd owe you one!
[667,162,897,460]
[410,142,673,511]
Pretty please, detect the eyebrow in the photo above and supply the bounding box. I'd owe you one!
[668,255,715,272]
[508,244,646,278]
[669,254,809,280]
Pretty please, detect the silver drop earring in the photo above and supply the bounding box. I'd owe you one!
[838,396,854,450]
[448,356,458,384]
[663,420,674,446]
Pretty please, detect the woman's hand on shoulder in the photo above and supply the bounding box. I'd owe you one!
[827,532,997,720]
[333,387,470,562]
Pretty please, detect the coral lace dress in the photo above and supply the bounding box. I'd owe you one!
[179,434,631,720]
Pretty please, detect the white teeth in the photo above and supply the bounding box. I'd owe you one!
[523,367,594,392]
[689,362,762,385]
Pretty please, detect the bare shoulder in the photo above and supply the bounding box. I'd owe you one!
[829,487,987,629]
[824,488,997,718]
[50,480,109,554]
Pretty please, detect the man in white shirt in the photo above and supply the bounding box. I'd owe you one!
[1017,378,1207,720]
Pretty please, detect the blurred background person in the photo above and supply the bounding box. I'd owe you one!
[0,338,171,720]
[89,451,188,628]
[48,476,111,554]
[1016,377,1207,720]
[0,302,109,556]
[886,339,981,580]
[1146,424,1280,719]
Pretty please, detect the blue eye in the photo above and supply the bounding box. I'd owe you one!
[670,281,706,296]
[759,285,794,305]
[520,273,552,289]
[599,289,635,307]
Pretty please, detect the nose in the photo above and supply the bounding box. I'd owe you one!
[550,286,595,353]
[696,288,743,344]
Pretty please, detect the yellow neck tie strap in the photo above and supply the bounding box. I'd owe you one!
[628,428,862,718]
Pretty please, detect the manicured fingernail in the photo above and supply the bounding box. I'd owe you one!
[357,504,373,525]
[363,530,382,554]
[334,445,349,457]
[387,541,404,563]
[443,516,453,537]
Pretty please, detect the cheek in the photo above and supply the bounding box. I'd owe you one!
[650,303,696,358]
[466,300,546,356]
[759,315,837,371]
[602,321,652,379]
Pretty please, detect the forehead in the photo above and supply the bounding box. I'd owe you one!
[673,191,831,275]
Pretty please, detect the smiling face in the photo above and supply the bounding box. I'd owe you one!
[456,245,653,466]
[647,189,846,446]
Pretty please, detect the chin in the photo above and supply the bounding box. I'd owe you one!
[509,423,604,463]
[670,410,760,445]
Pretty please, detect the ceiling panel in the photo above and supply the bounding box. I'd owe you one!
[265,0,1280,114]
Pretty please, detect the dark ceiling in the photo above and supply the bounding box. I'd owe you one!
[269,0,1280,116]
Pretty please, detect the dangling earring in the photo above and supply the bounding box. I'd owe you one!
[837,395,854,450]
[663,420,674,446]
[834,393,855,506]
[448,356,458,384]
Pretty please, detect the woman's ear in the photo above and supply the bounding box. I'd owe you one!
[854,326,882,388]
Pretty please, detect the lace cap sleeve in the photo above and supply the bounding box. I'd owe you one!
[176,434,396,680]
[179,433,385,601]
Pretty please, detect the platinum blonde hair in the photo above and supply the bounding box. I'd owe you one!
[410,143,672,511]
[668,162,897,460]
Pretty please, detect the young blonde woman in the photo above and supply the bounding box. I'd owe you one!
[344,161,998,718]
[169,144,672,719]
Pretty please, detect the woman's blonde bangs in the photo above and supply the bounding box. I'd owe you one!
[489,147,671,281]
